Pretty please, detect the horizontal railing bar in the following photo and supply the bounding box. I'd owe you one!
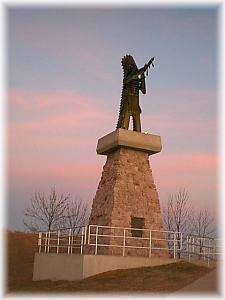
[44,244,85,247]
[150,238,168,242]
[90,234,124,239]
[186,234,216,240]
[89,243,170,251]
[122,245,150,249]
[89,243,150,249]
[40,245,82,248]
[41,236,83,240]
[151,229,180,234]
[89,224,180,235]
[89,234,150,241]
[186,243,215,249]
[88,242,180,251]
[88,243,124,248]
[150,247,169,250]
[88,234,174,242]
[167,247,182,251]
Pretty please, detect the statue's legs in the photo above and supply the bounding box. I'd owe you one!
[122,110,131,130]
[132,112,141,132]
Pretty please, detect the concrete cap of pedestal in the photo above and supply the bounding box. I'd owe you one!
[96,128,162,156]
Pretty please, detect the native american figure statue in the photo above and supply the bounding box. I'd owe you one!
[116,55,155,132]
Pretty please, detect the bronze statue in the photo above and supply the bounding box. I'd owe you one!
[116,55,155,132]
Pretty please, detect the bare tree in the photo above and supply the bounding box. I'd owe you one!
[163,188,217,259]
[163,201,174,233]
[163,188,192,234]
[23,188,90,232]
[190,208,216,238]
[61,197,89,233]
[188,208,216,258]
[23,187,69,231]
[163,188,193,257]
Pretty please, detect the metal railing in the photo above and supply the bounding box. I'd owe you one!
[38,226,87,255]
[37,224,182,258]
[185,235,222,266]
[87,224,181,258]
[37,225,221,265]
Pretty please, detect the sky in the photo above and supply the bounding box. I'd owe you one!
[7,6,218,230]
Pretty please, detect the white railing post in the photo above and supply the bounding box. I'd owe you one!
[149,230,152,258]
[84,225,87,245]
[38,232,42,253]
[122,228,126,256]
[57,230,60,254]
[207,257,210,267]
[95,226,98,255]
[207,239,210,267]
[180,232,183,254]
[88,225,91,244]
[213,241,216,260]
[68,229,71,254]
[47,231,50,253]
[187,236,191,262]
[192,236,195,254]
[44,232,47,253]
[81,227,84,255]
[203,239,206,261]
[173,232,176,259]
[208,239,211,260]
[207,238,209,257]
[71,230,74,254]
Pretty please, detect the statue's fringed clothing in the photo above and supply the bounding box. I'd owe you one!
[116,54,154,132]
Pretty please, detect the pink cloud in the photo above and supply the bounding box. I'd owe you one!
[150,152,218,192]
[8,88,218,213]
[146,87,217,112]
[9,89,102,112]
[9,110,112,132]
[8,152,104,196]
[9,157,101,179]
[142,87,217,137]
[143,115,216,136]
[166,152,217,171]
[8,89,113,134]
[7,89,115,169]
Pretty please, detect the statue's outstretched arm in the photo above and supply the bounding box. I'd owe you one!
[124,66,147,84]
[124,57,154,84]
[138,57,154,76]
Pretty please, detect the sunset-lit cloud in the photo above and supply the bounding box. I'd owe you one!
[8,88,217,186]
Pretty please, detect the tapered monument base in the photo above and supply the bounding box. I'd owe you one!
[89,129,168,257]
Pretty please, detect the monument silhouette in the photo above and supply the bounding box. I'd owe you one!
[33,55,171,282]
[89,55,167,256]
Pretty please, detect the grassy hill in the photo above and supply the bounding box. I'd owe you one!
[6,230,38,289]
[5,231,215,294]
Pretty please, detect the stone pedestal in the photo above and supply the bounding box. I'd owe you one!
[89,129,168,257]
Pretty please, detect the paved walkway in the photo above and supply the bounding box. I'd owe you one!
[174,269,219,294]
